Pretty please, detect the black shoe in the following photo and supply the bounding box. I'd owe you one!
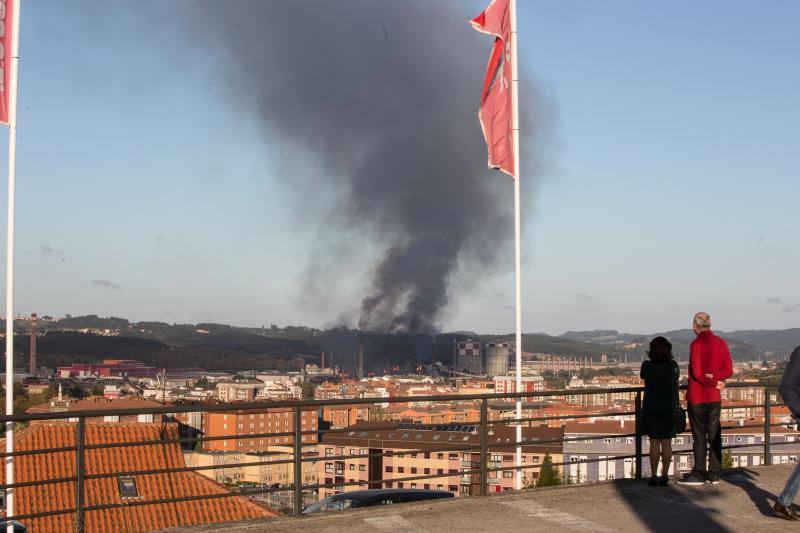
[658,475,669,487]
[773,502,799,521]
[676,474,705,486]
[647,476,658,487]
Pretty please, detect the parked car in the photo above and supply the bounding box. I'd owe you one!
[302,489,453,515]
[0,521,26,532]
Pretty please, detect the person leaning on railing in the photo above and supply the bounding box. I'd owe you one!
[773,345,800,521]
[640,336,680,487]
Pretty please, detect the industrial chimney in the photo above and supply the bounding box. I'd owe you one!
[357,333,365,380]
[29,313,37,375]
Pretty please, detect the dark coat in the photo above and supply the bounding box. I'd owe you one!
[640,360,680,439]
[779,346,800,422]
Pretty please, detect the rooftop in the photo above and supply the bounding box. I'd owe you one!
[0,422,272,532]
[171,463,799,533]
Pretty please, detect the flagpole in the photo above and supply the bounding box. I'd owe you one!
[508,0,523,492]
[5,0,21,528]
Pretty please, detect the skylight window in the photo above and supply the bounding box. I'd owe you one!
[118,476,139,498]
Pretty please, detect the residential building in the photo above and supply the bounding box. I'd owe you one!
[204,407,318,453]
[321,405,371,429]
[216,380,263,402]
[562,419,800,483]
[493,375,545,394]
[316,423,563,499]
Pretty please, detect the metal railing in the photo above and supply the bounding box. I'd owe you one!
[0,382,792,531]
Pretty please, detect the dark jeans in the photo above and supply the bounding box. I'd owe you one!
[688,401,722,480]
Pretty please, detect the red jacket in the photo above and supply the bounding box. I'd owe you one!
[686,330,733,405]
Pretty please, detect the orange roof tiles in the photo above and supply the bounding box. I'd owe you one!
[1,422,271,532]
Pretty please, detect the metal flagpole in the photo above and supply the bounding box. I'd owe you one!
[509,0,523,492]
[5,0,21,528]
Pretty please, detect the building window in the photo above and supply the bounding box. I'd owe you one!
[398,467,405,473]
[118,476,139,498]
[411,483,417,489]
[503,471,513,478]
[398,482,404,488]
[386,466,394,473]
[359,465,366,471]
[437,468,444,475]
[424,468,430,475]
[437,453,444,460]
[349,464,355,470]
[411,467,418,474]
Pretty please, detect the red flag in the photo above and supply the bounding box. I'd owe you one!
[0,0,13,125]
[470,0,514,178]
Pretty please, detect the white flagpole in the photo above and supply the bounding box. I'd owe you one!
[5,0,21,527]
[510,0,523,491]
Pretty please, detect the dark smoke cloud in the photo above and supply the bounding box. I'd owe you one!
[174,0,548,333]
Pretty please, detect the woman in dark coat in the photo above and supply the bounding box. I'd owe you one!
[640,336,680,486]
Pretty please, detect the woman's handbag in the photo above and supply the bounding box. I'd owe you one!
[675,405,687,434]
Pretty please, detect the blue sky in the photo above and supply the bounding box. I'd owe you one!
[0,0,797,335]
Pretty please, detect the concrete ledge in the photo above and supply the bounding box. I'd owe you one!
[167,464,799,533]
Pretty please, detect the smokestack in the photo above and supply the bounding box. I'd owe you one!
[357,333,365,380]
[321,351,325,370]
[431,336,437,376]
[29,313,37,375]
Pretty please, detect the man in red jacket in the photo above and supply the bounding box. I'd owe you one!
[677,312,733,486]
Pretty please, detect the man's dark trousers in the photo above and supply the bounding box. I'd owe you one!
[688,402,722,481]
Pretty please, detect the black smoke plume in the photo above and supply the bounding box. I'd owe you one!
[177,0,544,333]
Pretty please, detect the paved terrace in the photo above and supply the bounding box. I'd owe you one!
[171,464,798,533]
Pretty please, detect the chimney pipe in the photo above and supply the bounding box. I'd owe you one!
[29,313,38,375]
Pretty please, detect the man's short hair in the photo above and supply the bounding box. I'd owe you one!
[693,312,711,331]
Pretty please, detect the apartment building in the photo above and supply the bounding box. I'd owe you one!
[493,375,545,394]
[204,406,318,452]
[316,423,563,499]
[563,419,800,483]
[215,380,263,402]
[184,445,318,488]
[321,404,372,429]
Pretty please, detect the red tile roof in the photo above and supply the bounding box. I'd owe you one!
[1,422,271,532]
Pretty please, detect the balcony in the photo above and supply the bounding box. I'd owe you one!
[0,383,790,532]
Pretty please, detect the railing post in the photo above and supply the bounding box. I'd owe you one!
[634,391,642,480]
[764,387,771,466]
[479,398,488,496]
[292,404,303,517]
[75,416,86,533]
